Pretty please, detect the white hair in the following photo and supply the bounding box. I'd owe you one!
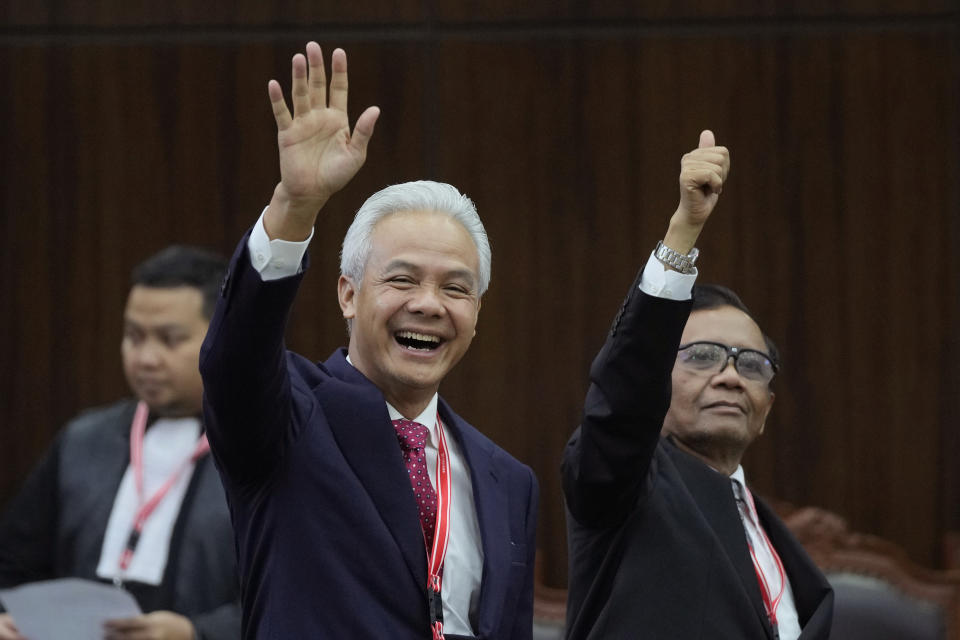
[340,180,492,295]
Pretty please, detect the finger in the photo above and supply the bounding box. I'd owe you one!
[290,52,310,118]
[103,621,141,631]
[349,106,381,156]
[684,149,727,167]
[699,129,715,149]
[103,619,146,640]
[328,48,349,113]
[703,167,724,195]
[684,167,724,195]
[268,80,292,131]
[104,630,149,640]
[305,41,327,109]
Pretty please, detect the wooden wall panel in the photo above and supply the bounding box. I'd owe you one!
[0,37,429,508]
[3,0,954,27]
[429,28,959,580]
[1,1,425,27]
[0,0,957,30]
[433,1,957,22]
[1,4,958,593]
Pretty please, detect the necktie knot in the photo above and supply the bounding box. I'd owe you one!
[393,419,429,452]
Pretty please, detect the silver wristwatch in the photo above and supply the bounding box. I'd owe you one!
[655,241,699,274]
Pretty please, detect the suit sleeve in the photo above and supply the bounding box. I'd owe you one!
[199,231,310,487]
[0,437,61,598]
[561,270,691,528]
[509,467,539,640]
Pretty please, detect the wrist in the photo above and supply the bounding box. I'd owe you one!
[265,183,327,241]
[663,208,704,254]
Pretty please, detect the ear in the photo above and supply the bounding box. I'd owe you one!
[337,275,358,320]
[757,390,775,436]
[472,297,482,337]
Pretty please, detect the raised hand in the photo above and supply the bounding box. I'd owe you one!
[265,42,380,240]
[663,129,731,253]
[676,129,730,227]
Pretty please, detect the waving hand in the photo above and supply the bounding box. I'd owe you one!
[265,43,380,240]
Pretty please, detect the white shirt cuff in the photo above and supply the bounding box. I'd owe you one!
[247,206,314,281]
[638,251,697,301]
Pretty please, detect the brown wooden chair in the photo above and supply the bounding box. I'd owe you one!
[781,504,960,640]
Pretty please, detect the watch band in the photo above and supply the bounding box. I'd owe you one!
[655,241,699,274]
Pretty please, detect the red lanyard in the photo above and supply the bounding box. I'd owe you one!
[427,412,452,640]
[118,401,210,572]
[742,488,786,630]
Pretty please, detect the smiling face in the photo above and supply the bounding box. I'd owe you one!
[121,285,210,417]
[662,305,775,474]
[337,209,481,416]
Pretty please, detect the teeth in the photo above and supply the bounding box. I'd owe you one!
[396,330,440,343]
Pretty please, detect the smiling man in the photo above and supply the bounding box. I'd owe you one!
[562,131,833,639]
[199,43,538,639]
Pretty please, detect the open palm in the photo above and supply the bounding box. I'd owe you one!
[269,43,380,208]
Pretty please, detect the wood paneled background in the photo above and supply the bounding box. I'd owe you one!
[2,2,958,588]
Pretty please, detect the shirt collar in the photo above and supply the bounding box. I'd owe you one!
[386,395,440,444]
[729,464,747,485]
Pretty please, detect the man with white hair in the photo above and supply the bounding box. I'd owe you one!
[200,43,538,639]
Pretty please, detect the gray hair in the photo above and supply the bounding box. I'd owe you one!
[340,180,492,295]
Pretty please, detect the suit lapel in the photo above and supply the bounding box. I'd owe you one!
[316,350,428,594]
[664,439,776,639]
[438,399,507,638]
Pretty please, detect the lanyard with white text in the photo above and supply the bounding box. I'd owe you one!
[118,401,210,574]
[428,412,452,640]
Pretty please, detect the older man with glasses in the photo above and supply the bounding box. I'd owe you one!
[562,131,834,640]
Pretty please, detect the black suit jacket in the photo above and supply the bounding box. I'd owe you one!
[0,400,240,639]
[200,234,539,639]
[561,273,833,639]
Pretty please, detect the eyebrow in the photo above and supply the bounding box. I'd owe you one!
[382,260,477,287]
[124,319,189,333]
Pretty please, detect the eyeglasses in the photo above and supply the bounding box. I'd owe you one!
[676,341,778,384]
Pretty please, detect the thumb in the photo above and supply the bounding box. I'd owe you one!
[699,129,715,149]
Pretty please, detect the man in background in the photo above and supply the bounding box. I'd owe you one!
[562,131,833,639]
[0,246,240,640]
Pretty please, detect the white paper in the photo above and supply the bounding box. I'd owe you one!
[0,578,141,639]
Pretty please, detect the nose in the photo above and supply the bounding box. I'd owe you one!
[406,286,445,317]
[133,340,164,368]
[711,355,744,388]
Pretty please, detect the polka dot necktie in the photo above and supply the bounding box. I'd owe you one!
[392,419,439,551]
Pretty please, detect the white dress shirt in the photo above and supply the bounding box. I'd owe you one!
[249,210,483,635]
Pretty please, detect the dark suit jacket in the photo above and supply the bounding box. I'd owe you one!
[561,273,833,639]
[0,399,240,639]
[200,236,538,639]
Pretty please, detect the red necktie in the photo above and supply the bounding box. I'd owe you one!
[393,419,439,550]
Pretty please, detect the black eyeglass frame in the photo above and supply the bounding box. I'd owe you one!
[676,341,779,383]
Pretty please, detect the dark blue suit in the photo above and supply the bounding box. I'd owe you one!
[200,237,538,639]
